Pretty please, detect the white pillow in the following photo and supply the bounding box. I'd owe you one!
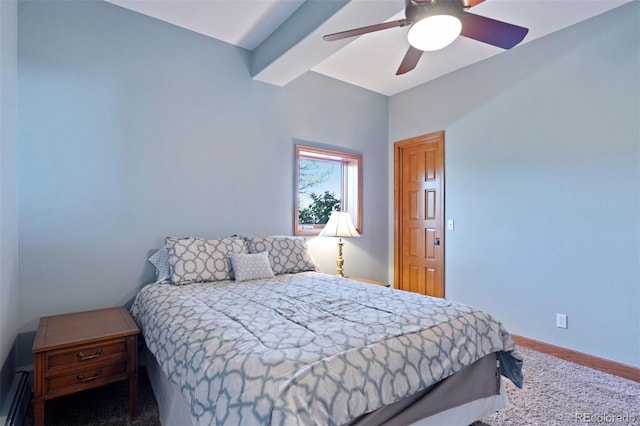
[229,251,275,282]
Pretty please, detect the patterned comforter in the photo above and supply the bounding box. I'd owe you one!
[131,272,522,426]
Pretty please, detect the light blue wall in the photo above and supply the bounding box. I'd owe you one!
[389,2,639,367]
[0,0,19,401]
[15,0,637,371]
[17,0,388,341]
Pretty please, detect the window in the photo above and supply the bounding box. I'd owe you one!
[294,144,362,236]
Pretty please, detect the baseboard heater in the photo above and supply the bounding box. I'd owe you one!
[3,370,31,426]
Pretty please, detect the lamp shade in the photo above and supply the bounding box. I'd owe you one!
[319,211,360,238]
[407,14,462,51]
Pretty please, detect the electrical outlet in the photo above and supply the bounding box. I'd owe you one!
[556,313,568,329]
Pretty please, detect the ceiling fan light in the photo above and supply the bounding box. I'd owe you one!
[407,15,462,51]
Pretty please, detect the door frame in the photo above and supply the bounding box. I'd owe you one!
[393,131,445,294]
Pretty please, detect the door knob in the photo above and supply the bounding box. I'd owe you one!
[434,237,440,245]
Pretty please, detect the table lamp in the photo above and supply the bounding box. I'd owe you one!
[319,211,360,277]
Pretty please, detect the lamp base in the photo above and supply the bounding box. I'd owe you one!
[335,239,344,277]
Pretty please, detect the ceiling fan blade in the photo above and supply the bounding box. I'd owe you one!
[323,19,409,42]
[460,12,529,49]
[396,46,423,75]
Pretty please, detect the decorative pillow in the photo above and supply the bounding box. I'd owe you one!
[246,236,319,275]
[165,236,246,285]
[148,247,171,283]
[229,251,275,282]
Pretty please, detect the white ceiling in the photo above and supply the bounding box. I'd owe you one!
[105,0,632,96]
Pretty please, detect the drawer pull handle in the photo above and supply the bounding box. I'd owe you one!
[76,369,102,383]
[77,347,102,361]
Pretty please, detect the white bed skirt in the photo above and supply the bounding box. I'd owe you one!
[145,347,194,425]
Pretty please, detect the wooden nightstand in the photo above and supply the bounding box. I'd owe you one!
[348,276,391,287]
[32,306,139,426]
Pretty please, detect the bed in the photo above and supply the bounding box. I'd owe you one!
[131,236,522,425]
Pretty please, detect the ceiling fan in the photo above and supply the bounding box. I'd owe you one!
[323,0,529,75]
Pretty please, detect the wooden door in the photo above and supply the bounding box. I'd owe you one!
[394,131,445,297]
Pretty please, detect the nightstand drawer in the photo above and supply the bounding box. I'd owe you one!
[46,361,128,394]
[46,339,128,371]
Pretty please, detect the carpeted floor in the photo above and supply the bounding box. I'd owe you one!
[483,348,639,426]
[22,349,639,426]
[23,367,159,426]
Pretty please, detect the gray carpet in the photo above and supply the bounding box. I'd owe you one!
[23,367,159,426]
[483,347,639,426]
[23,349,639,425]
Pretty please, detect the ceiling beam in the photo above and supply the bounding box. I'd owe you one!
[251,0,403,87]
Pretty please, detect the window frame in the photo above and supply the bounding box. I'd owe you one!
[294,144,363,236]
